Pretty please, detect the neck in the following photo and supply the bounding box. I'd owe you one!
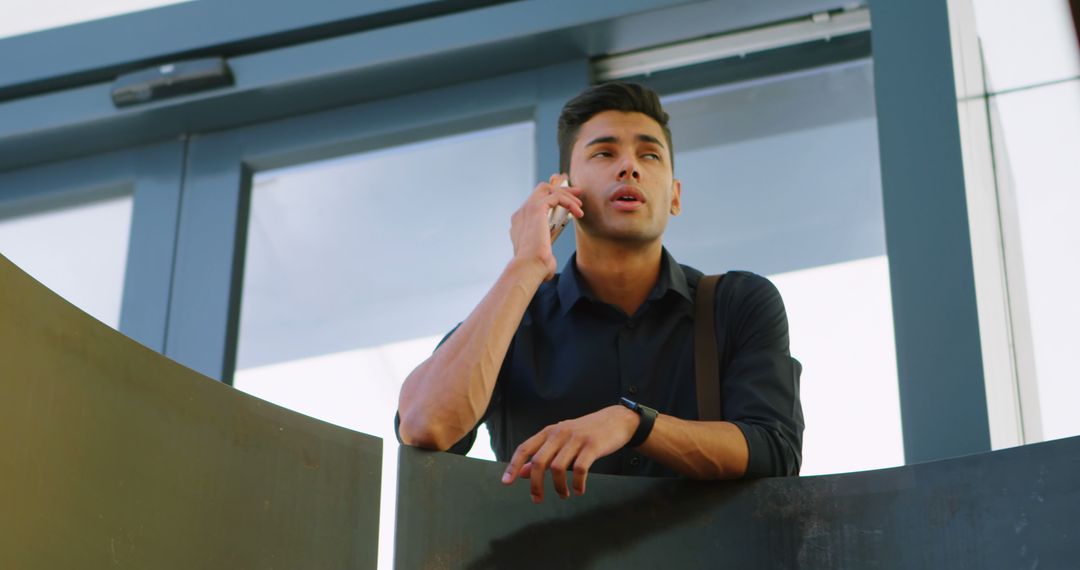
[573,236,664,317]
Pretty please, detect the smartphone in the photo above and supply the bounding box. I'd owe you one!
[548,179,572,243]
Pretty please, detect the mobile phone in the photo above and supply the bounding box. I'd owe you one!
[549,179,572,243]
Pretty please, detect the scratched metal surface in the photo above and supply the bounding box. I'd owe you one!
[396,430,1079,568]
[0,253,381,569]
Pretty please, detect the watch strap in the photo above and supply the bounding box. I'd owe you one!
[620,397,657,448]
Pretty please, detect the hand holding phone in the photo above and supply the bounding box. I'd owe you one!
[548,179,573,243]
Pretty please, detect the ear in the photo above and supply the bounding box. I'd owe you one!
[670,178,682,216]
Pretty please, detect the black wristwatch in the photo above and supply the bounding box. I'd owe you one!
[619,397,658,448]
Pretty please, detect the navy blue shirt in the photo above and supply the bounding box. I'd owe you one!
[408,249,804,478]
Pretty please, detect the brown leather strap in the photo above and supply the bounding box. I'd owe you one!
[695,274,724,421]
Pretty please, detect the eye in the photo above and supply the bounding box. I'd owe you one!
[591,151,612,158]
[642,152,661,161]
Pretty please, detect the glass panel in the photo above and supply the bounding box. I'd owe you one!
[233,121,535,570]
[1,0,193,40]
[771,257,902,475]
[0,190,133,329]
[972,0,1080,92]
[991,79,1080,442]
[661,60,904,475]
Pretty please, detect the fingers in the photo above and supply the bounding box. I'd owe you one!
[533,175,569,196]
[525,185,583,223]
[511,175,585,277]
[511,423,571,504]
[547,173,575,189]
[549,440,583,499]
[539,183,583,205]
[524,174,584,220]
[529,435,562,504]
[572,449,598,496]
[501,413,607,503]
[552,191,587,218]
[534,176,583,198]
[546,192,584,219]
[503,433,543,485]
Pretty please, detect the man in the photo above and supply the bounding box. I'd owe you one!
[397,82,803,503]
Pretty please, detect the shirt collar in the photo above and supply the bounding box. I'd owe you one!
[556,253,590,316]
[556,247,692,316]
[655,247,694,304]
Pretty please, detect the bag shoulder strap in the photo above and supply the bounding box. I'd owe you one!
[694,273,725,421]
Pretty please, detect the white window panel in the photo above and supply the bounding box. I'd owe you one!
[772,256,903,476]
[972,0,1080,92]
[0,192,133,329]
[991,79,1080,442]
[1,0,192,40]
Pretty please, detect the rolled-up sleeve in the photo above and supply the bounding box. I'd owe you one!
[719,272,804,477]
[393,322,500,457]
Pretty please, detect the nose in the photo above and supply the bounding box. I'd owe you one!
[617,157,641,181]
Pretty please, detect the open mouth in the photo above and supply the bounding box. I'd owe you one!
[610,186,646,210]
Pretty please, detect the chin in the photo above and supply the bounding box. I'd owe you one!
[584,225,664,246]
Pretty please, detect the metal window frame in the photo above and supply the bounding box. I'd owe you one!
[166,62,589,382]
[870,0,999,462]
[0,141,185,351]
[0,0,513,100]
[0,0,853,172]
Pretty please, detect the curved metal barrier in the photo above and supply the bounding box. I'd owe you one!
[0,254,382,569]
[395,420,1079,568]
[3,250,1077,570]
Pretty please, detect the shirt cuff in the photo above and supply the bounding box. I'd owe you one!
[730,420,799,478]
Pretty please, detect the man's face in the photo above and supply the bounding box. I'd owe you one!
[568,110,681,246]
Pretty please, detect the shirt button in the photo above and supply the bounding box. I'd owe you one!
[630,456,641,467]
[628,385,638,395]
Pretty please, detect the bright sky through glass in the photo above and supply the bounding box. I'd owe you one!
[0,194,133,329]
[991,80,1080,441]
[0,0,192,40]
[972,0,1080,92]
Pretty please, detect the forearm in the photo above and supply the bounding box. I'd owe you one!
[397,256,547,450]
[637,414,749,480]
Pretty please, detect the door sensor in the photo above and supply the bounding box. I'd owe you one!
[112,57,233,107]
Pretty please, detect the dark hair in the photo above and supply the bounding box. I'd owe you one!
[557,82,673,175]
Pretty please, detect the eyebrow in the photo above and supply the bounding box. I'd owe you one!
[585,134,666,149]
